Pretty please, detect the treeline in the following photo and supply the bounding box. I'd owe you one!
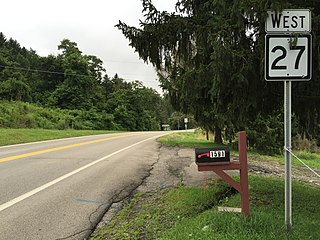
[117,0,320,152]
[0,33,179,131]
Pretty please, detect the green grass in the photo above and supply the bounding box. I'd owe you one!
[161,176,320,240]
[91,182,233,240]
[159,131,320,170]
[91,175,320,240]
[158,131,225,148]
[0,128,121,146]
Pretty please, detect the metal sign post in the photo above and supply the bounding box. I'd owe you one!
[265,9,312,232]
[284,81,292,231]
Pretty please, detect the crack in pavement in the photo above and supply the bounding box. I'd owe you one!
[55,190,138,240]
[56,143,209,240]
[84,145,218,239]
[57,143,162,240]
[90,145,162,237]
[88,145,215,239]
[54,202,110,240]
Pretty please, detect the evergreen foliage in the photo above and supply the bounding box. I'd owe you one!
[116,0,320,150]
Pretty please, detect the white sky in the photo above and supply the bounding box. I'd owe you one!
[0,0,176,93]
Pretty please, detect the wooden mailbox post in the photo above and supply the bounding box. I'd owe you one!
[196,131,249,217]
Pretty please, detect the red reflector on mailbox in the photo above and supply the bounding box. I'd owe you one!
[195,148,230,164]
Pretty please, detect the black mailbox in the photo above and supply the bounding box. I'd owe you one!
[195,147,230,164]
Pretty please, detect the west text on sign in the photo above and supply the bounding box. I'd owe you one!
[266,9,311,33]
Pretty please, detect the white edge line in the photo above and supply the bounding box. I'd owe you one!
[0,134,166,212]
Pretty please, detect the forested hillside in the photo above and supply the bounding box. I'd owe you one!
[0,33,179,131]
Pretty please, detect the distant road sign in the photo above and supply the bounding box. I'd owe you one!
[265,34,312,81]
[266,9,311,33]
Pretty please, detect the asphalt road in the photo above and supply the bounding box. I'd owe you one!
[0,131,170,240]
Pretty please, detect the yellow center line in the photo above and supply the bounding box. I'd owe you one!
[0,133,144,163]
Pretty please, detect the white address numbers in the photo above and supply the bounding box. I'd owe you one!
[210,150,226,158]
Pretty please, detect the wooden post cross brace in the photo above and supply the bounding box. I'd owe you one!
[196,131,250,217]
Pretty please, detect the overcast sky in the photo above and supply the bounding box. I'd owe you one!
[0,0,176,93]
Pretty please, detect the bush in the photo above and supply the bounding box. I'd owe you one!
[246,109,300,154]
[0,100,119,130]
[293,134,318,153]
[246,110,284,154]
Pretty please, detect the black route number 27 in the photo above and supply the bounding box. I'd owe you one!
[271,45,305,70]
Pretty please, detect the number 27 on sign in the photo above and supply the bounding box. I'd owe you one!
[265,34,311,81]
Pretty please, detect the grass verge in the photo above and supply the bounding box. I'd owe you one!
[0,128,121,146]
[90,175,320,240]
[158,131,225,148]
[158,131,320,170]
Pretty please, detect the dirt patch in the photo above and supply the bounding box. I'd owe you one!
[249,158,320,186]
[137,146,216,192]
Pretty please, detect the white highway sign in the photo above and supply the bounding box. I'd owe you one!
[266,9,311,33]
[265,8,312,231]
[265,34,312,81]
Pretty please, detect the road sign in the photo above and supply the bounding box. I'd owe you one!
[265,34,312,81]
[266,9,311,33]
[265,8,312,232]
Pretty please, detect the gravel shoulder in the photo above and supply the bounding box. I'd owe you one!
[249,157,320,186]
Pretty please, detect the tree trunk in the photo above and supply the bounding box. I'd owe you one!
[214,127,223,144]
[205,128,209,141]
